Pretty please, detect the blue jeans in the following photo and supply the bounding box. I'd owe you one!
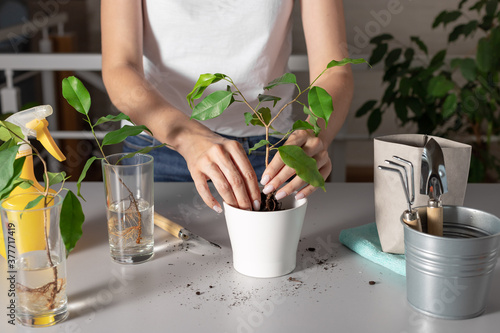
[123,134,282,182]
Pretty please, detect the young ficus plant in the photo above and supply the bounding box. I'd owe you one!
[62,76,166,244]
[187,58,367,196]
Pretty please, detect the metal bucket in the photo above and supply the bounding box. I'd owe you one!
[401,205,500,319]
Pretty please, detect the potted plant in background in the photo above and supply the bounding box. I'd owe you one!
[355,0,500,182]
[187,58,367,277]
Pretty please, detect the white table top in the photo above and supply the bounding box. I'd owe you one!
[1,182,500,333]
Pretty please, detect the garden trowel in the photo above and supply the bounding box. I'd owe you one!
[420,137,448,236]
[154,212,221,249]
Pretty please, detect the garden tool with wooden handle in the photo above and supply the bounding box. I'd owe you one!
[154,212,221,249]
[420,137,448,236]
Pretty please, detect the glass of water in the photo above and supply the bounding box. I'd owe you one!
[1,193,68,327]
[102,153,154,264]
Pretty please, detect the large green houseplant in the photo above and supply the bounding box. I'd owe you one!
[355,0,500,182]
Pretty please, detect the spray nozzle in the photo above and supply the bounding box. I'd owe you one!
[6,105,66,162]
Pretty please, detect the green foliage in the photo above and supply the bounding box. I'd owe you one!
[278,145,325,191]
[60,190,85,255]
[62,76,91,115]
[0,118,84,255]
[188,58,367,190]
[355,0,500,182]
[61,76,162,192]
[0,121,24,144]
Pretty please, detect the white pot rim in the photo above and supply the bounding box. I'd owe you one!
[222,196,307,214]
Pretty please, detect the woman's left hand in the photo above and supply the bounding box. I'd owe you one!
[260,130,332,200]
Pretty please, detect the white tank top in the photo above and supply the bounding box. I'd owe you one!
[141,0,295,137]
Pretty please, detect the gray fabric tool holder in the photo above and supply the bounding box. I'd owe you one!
[374,134,472,254]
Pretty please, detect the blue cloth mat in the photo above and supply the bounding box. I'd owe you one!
[339,222,406,276]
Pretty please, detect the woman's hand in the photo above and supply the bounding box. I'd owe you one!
[260,130,332,200]
[181,133,262,213]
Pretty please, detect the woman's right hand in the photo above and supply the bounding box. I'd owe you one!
[179,132,262,213]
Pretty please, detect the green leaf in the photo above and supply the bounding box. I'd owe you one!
[404,48,415,62]
[355,100,377,118]
[0,145,20,191]
[60,190,85,255]
[432,10,462,28]
[43,171,67,187]
[190,90,233,121]
[292,120,314,131]
[459,58,477,81]
[117,143,167,163]
[255,107,272,126]
[462,20,478,37]
[448,24,465,42]
[258,94,281,107]
[264,73,297,90]
[0,121,24,144]
[0,157,25,200]
[278,145,325,190]
[23,195,44,210]
[410,36,428,55]
[367,109,382,135]
[470,2,484,13]
[94,113,131,126]
[248,140,271,154]
[303,106,321,136]
[476,37,493,72]
[460,90,476,117]
[62,76,91,115]
[428,76,455,97]
[442,93,457,119]
[18,179,33,189]
[244,112,254,126]
[370,34,393,44]
[407,98,423,116]
[369,44,388,66]
[308,86,333,127]
[385,48,402,67]
[450,58,462,69]
[102,125,150,146]
[432,10,447,28]
[77,156,97,200]
[382,81,397,104]
[394,99,408,123]
[430,50,446,67]
[399,77,411,96]
[327,58,369,68]
[187,73,226,108]
[0,138,18,151]
[485,0,498,17]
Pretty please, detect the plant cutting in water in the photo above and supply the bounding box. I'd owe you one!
[62,76,165,245]
[187,58,367,210]
[0,111,84,312]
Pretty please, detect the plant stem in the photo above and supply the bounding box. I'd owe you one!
[86,116,143,243]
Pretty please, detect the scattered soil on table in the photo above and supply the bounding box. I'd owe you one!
[153,235,341,311]
[288,277,303,283]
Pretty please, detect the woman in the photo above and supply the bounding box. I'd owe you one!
[101,0,353,212]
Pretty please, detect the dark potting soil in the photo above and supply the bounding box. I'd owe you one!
[259,192,282,211]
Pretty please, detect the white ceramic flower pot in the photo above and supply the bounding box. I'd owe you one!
[223,196,307,278]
